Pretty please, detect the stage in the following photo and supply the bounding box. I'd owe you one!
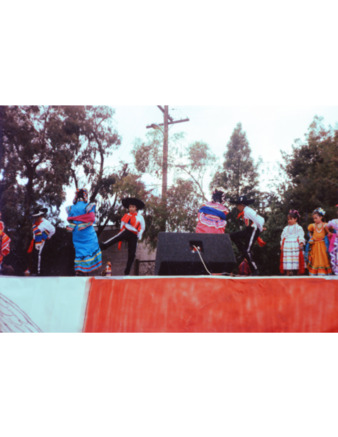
[0,276,337,333]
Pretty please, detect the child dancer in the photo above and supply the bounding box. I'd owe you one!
[100,197,145,275]
[25,207,56,275]
[195,188,229,234]
[230,195,265,276]
[325,204,338,275]
[66,188,102,276]
[307,207,331,276]
[280,209,305,275]
[0,218,11,273]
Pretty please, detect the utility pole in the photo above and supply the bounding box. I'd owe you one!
[146,105,189,201]
[162,105,169,200]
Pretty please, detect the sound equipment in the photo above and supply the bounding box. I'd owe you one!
[155,232,236,275]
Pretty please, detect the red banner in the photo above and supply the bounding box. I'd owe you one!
[84,277,338,332]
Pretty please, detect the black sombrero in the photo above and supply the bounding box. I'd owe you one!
[122,197,145,210]
[229,195,255,206]
[32,207,48,217]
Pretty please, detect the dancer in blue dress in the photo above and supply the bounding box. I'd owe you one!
[66,188,102,276]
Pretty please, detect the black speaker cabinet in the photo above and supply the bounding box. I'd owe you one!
[155,232,236,276]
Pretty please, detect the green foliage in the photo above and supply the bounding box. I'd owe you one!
[254,193,286,275]
[62,105,121,201]
[212,123,259,200]
[0,105,81,270]
[166,179,200,232]
[96,168,150,235]
[142,179,201,250]
[142,197,168,250]
[0,105,141,272]
[280,116,338,220]
[132,131,217,246]
[0,106,78,236]
[175,141,216,201]
[133,129,186,178]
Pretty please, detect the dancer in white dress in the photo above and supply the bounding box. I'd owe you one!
[280,210,305,275]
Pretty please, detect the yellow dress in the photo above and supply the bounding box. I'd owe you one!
[307,223,332,275]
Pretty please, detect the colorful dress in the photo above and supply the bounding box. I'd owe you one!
[26,217,56,275]
[307,223,331,276]
[66,201,102,274]
[280,223,305,273]
[31,218,55,250]
[327,219,338,275]
[195,201,229,234]
[0,221,11,270]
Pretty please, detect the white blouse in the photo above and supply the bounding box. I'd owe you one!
[280,223,305,246]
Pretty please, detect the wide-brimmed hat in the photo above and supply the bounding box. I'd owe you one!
[32,207,48,217]
[122,197,145,210]
[229,195,255,206]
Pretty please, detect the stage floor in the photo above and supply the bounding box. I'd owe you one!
[1,275,337,332]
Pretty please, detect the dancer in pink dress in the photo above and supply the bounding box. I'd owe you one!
[195,188,229,234]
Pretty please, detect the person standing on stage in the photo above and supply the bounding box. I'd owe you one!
[325,204,338,275]
[229,195,265,276]
[195,188,229,234]
[0,214,11,273]
[66,188,102,276]
[306,207,331,276]
[100,197,145,275]
[25,207,56,276]
[280,209,305,276]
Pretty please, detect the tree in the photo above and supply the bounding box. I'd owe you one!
[132,131,217,243]
[0,105,83,272]
[95,167,150,236]
[211,123,260,201]
[280,116,338,220]
[63,106,121,200]
[133,128,185,179]
[174,141,216,202]
[0,105,139,273]
[253,192,285,276]
[0,105,81,228]
[61,106,131,236]
[133,129,216,199]
[141,179,201,250]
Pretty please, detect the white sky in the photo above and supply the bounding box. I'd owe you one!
[114,105,338,164]
[111,105,338,196]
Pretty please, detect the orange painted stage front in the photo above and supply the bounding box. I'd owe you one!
[83,276,338,333]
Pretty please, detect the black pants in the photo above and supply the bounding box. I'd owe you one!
[101,229,138,275]
[230,226,260,274]
[27,240,50,275]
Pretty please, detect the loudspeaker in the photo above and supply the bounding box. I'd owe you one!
[155,232,236,275]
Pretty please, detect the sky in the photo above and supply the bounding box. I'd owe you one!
[58,104,338,219]
[114,105,338,163]
[110,104,338,194]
